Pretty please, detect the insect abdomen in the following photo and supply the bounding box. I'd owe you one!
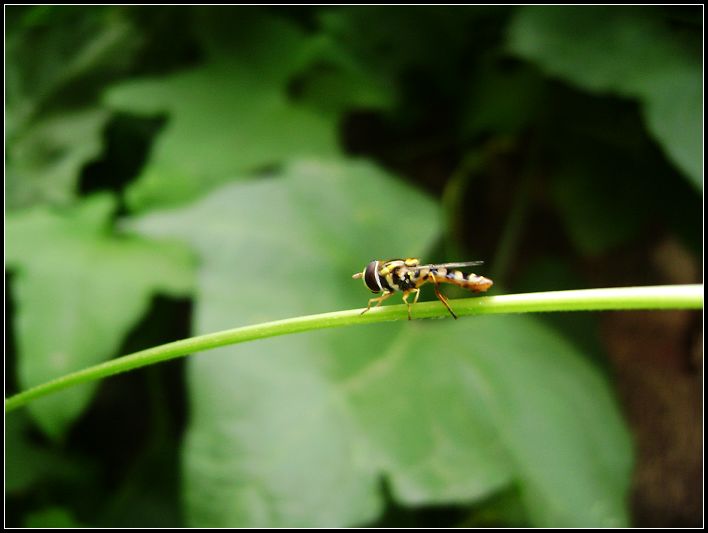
[430,268,493,292]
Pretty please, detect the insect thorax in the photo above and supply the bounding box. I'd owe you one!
[379,260,420,292]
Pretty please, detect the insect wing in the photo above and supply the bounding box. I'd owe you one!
[408,261,484,271]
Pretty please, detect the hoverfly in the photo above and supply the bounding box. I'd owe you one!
[352,258,493,320]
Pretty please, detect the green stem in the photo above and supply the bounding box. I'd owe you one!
[5,285,703,413]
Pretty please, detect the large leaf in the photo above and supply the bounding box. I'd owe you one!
[105,11,340,212]
[129,158,632,527]
[508,6,702,190]
[6,7,139,210]
[6,195,195,439]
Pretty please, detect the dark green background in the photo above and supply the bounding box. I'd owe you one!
[6,6,702,527]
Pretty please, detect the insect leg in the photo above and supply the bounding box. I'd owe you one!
[361,291,394,315]
[401,288,420,321]
[427,273,458,320]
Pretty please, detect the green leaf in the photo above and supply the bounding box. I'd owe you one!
[129,158,632,527]
[6,6,138,132]
[6,6,140,209]
[508,6,702,190]
[7,195,195,440]
[5,412,84,494]
[213,9,395,115]
[105,12,340,212]
[318,7,509,90]
[6,108,110,210]
[293,34,396,115]
[466,317,631,527]
[106,61,339,212]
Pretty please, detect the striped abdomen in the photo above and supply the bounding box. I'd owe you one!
[421,267,493,292]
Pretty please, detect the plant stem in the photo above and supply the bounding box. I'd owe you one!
[5,285,703,413]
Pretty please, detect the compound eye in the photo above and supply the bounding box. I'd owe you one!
[363,260,382,293]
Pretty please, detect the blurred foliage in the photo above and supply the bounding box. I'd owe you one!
[5,5,701,528]
[508,6,702,190]
[105,10,343,211]
[128,160,631,526]
[6,195,194,440]
[6,7,139,209]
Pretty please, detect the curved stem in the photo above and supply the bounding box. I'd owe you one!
[5,285,703,413]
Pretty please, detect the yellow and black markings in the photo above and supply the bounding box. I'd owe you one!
[352,258,493,320]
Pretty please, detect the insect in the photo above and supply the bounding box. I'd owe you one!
[352,258,493,320]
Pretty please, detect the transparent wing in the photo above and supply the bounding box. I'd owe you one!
[408,261,484,271]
